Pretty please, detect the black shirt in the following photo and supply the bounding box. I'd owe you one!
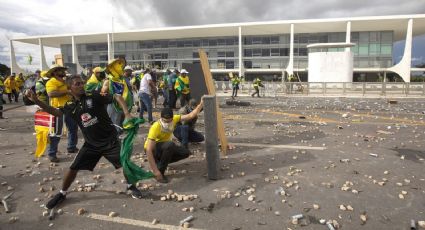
[61,92,117,148]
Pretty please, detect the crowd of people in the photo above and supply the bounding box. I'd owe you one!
[18,58,207,209]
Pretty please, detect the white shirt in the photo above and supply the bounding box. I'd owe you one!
[139,73,152,94]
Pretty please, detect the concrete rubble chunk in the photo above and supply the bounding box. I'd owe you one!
[108,211,118,217]
[339,204,347,211]
[418,221,425,229]
[77,208,86,215]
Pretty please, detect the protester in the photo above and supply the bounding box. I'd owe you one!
[144,101,203,183]
[46,65,79,162]
[138,68,155,123]
[174,69,191,107]
[26,75,148,210]
[173,99,204,149]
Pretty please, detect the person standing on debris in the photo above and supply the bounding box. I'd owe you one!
[144,103,203,183]
[251,77,264,97]
[168,69,178,109]
[84,67,106,93]
[4,73,19,103]
[161,69,171,107]
[173,99,204,149]
[46,65,79,162]
[231,75,241,98]
[25,76,149,210]
[175,69,191,107]
[101,59,133,134]
[138,68,155,123]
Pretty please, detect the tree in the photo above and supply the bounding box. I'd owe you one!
[0,63,10,77]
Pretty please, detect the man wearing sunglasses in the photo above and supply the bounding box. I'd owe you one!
[45,65,79,162]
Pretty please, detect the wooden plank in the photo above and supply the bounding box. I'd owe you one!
[199,49,228,154]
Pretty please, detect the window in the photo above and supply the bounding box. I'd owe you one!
[253,49,262,57]
[168,40,177,47]
[369,32,379,43]
[359,32,369,43]
[244,49,252,57]
[271,48,280,56]
[262,49,270,56]
[184,40,193,47]
[369,44,380,55]
[226,38,235,45]
[299,48,308,56]
[270,36,279,44]
[217,39,226,46]
[280,48,289,56]
[359,44,369,55]
[226,61,234,69]
[217,51,226,58]
[244,37,252,45]
[262,37,270,44]
[226,51,234,57]
[193,40,200,47]
[381,31,393,43]
[201,39,209,46]
[193,52,199,58]
[244,61,252,68]
[252,37,262,44]
[160,40,168,48]
[209,39,217,46]
[380,44,392,55]
[177,41,185,47]
[153,41,161,48]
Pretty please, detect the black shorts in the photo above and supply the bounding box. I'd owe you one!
[70,140,122,171]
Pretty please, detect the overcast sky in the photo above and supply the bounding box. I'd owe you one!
[0,0,424,71]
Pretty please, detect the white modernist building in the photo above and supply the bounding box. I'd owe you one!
[10,14,425,82]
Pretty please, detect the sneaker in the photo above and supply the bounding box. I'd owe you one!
[127,185,151,199]
[67,148,79,153]
[46,192,66,209]
[49,156,60,163]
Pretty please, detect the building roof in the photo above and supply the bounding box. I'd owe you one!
[12,14,425,48]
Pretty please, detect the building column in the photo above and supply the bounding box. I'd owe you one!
[71,36,77,63]
[9,40,25,74]
[345,21,351,52]
[286,24,294,77]
[388,19,413,82]
[238,26,243,77]
[39,38,49,70]
[107,33,114,62]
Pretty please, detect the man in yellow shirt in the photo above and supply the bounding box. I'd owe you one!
[174,69,190,107]
[4,73,19,103]
[45,65,79,162]
[144,101,203,183]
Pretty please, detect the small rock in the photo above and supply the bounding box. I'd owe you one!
[339,204,347,211]
[274,211,280,216]
[151,219,159,225]
[360,214,367,224]
[9,216,19,224]
[399,194,405,199]
[248,195,256,201]
[319,219,326,224]
[401,190,408,195]
[313,204,320,210]
[42,211,49,217]
[183,222,191,228]
[346,205,354,211]
[418,221,425,228]
[189,207,195,212]
[77,208,86,215]
[108,212,118,217]
[7,186,14,191]
[49,223,54,227]
[57,209,64,215]
[34,198,40,202]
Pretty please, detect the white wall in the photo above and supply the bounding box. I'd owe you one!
[308,51,353,82]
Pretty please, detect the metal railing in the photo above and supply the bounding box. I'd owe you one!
[214,81,425,97]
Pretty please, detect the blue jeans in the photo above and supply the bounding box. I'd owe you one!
[139,92,153,122]
[173,125,204,147]
[48,115,78,157]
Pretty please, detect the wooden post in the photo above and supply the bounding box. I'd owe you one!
[199,49,228,154]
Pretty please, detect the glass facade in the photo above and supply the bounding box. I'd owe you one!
[60,31,393,70]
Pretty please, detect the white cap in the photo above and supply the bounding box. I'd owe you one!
[124,66,133,71]
[181,69,189,74]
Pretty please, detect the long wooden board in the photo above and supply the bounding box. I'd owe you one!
[198,49,228,154]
